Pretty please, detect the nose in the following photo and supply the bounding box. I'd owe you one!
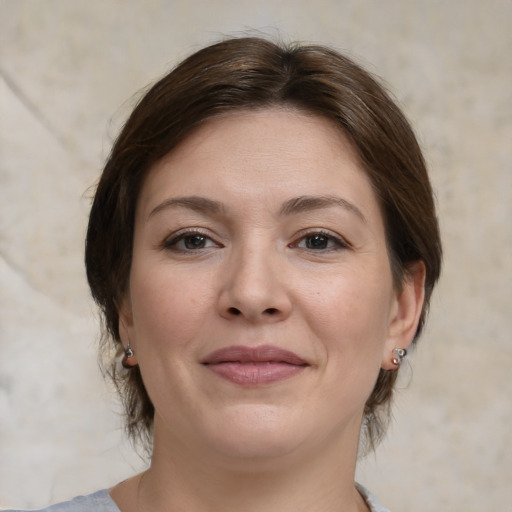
[217,244,292,323]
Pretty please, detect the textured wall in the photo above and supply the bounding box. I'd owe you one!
[1,1,511,510]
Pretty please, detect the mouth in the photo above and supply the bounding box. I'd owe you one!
[201,345,309,386]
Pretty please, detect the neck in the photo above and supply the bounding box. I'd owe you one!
[135,417,369,512]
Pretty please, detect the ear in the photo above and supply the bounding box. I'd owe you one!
[381,261,426,370]
[118,294,139,366]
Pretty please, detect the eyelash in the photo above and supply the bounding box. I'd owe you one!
[291,229,350,252]
[162,228,350,253]
[162,229,220,252]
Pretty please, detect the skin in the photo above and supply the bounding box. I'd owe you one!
[112,108,425,512]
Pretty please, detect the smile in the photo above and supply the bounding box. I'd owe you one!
[201,345,309,386]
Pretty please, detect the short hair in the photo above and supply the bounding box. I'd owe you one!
[85,36,442,452]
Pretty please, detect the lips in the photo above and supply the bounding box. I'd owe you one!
[201,345,309,386]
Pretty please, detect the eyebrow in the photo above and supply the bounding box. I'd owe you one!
[148,194,366,223]
[148,196,225,219]
[279,195,366,222]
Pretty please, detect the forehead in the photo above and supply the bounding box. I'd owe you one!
[137,108,380,221]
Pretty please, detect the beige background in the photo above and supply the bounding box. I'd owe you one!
[1,0,511,510]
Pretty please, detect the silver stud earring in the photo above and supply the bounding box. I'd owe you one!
[392,348,407,367]
[122,342,136,369]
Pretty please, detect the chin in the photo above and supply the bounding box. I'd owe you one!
[201,405,313,465]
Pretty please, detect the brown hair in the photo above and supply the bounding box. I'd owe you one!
[85,36,442,451]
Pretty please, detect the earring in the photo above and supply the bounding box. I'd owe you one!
[392,348,407,367]
[122,342,136,369]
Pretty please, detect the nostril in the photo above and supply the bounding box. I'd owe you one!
[228,307,241,315]
[264,308,278,315]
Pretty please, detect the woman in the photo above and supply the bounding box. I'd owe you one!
[8,36,441,512]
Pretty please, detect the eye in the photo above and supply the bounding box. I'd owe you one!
[163,230,220,251]
[292,231,349,251]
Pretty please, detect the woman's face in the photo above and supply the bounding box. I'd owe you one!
[121,109,421,465]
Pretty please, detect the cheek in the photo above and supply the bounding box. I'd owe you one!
[306,274,393,414]
[129,265,215,353]
[301,269,393,360]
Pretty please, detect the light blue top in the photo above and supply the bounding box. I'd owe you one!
[4,484,390,512]
[3,490,118,512]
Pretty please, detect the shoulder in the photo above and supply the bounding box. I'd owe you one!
[3,489,120,512]
[356,482,391,512]
[5,485,387,512]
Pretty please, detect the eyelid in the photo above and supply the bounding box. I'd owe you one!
[161,228,222,251]
[290,228,352,250]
